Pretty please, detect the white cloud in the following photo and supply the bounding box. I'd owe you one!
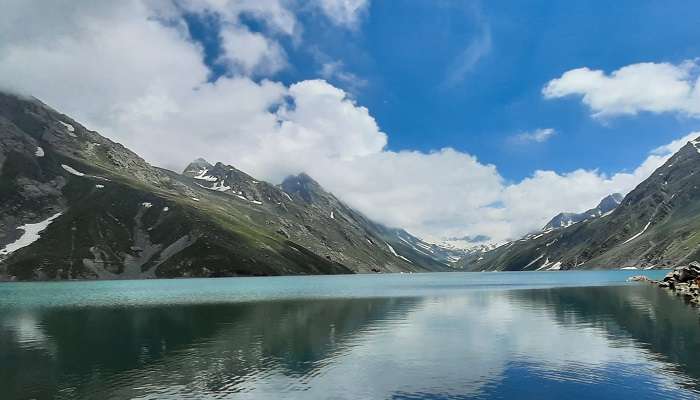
[510,128,556,144]
[313,0,369,28]
[543,60,700,118]
[219,24,287,76]
[0,1,696,245]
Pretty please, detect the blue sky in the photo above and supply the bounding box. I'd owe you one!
[3,0,700,243]
[185,0,700,181]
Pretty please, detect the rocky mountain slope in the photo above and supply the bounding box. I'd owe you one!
[543,193,623,230]
[460,137,700,271]
[0,92,451,280]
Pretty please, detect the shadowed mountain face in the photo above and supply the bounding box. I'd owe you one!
[0,92,451,280]
[461,138,700,271]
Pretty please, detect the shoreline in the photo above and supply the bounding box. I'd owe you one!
[629,262,700,306]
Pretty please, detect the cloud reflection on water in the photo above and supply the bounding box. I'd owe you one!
[1,284,699,399]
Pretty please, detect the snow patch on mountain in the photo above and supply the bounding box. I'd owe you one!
[193,169,218,182]
[691,139,700,154]
[386,242,412,262]
[199,181,231,192]
[543,193,623,231]
[0,212,62,256]
[61,164,85,177]
[58,121,76,137]
[622,221,652,244]
[524,254,544,269]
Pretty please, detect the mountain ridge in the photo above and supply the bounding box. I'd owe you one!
[0,92,453,280]
[543,193,623,231]
[460,139,700,271]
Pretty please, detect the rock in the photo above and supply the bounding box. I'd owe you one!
[652,261,700,307]
[663,271,675,282]
[679,268,698,283]
[627,275,651,282]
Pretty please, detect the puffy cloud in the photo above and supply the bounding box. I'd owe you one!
[219,25,287,76]
[0,0,695,245]
[543,60,700,118]
[510,128,556,144]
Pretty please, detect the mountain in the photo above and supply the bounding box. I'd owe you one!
[460,138,700,271]
[543,193,623,230]
[0,92,450,280]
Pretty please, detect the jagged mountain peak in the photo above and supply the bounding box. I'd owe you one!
[543,192,623,231]
[597,193,623,210]
[281,172,326,203]
[183,158,213,175]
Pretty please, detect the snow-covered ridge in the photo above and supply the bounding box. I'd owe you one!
[0,212,63,256]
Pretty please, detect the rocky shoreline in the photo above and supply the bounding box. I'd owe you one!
[628,262,700,306]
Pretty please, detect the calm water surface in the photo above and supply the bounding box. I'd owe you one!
[2,270,700,399]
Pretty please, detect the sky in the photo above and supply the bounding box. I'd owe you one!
[1,0,700,245]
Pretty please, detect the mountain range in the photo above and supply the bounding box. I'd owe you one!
[460,137,700,271]
[4,91,700,279]
[0,92,461,281]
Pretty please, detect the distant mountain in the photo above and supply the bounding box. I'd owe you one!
[460,139,700,271]
[543,193,623,231]
[0,92,451,280]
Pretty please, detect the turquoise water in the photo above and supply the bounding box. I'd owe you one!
[2,270,700,399]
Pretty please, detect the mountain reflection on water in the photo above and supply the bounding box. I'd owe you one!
[1,273,699,400]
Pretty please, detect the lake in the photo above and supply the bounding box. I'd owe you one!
[2,270,700,399]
